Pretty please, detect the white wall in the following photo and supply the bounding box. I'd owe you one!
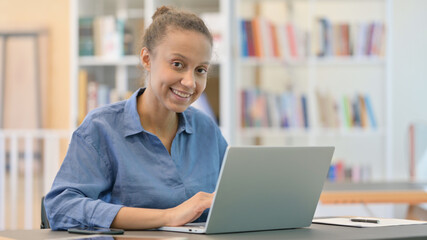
[391,0,427,180]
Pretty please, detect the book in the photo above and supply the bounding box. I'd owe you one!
[259,18,272,58]
[280,93,289,128]
[93,16,123,58]
[78,17,94,56]
[316,19,385,57]
[245,20,255,57]
[123,18,144,55]
[341,24,350,56]
[364,95,377,129]
[97,84,110,107]
[87,81,98,113]
[240,20,249,57]
[358,94,368,128]
[342,95,353,128]
[301,95,309,129]
[276,23,291,60]
[270,23,280,58]
[251,18,263,57]
[241,90,247,127]
[286,23,298,59]
[239,15,308,61]
[240,89,309,129]
[352,96,361,127]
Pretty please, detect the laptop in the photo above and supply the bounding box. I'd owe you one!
[159,146,334,234]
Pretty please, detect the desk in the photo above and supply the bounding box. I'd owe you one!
[320,182,427,204]
[320,182,427,220]
[1,224,427,240]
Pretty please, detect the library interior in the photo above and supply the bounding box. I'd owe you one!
[1,0,427,234]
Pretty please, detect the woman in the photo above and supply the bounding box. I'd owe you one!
[45,6,228,230]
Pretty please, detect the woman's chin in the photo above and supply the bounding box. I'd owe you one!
[167,103,191,113]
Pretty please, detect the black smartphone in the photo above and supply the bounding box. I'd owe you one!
[67,227,124,235]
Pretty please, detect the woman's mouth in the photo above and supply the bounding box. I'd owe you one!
[171,88,192,98]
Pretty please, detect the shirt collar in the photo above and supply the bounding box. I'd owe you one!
[123,88,193,137]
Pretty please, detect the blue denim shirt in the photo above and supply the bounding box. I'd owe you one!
[45,88,228,230]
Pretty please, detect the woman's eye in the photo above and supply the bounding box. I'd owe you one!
[197,68,207,74]
[172,62,183,69]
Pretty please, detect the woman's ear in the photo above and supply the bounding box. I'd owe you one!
[140,47,151,71]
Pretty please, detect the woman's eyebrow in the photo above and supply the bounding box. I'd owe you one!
[171,53,210,65]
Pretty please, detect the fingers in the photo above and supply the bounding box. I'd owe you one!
[165,191,215,227]
[186,192,213,223]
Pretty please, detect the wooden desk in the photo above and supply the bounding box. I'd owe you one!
[320,182,427,220]
[320,182,427,204]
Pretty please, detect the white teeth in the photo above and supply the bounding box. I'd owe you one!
[172,89,191,98]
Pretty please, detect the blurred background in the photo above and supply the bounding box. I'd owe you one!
[0,0,426,230]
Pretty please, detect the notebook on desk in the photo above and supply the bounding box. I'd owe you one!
[159,146,335,234]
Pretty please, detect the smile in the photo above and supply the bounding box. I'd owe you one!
[171,88,192,98]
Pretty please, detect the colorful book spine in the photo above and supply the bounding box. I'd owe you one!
[286,23,298,58]
[246,20,255,57]
[327,161,372,182]
[364,95,377,129]
[316,18,385,57]
[241,89,309,129]
[239,17,306,60]
[317,92,377,129]
[301,95,309,129]
[240,20,249,57]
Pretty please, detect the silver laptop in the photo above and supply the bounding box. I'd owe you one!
[159,146,334,234]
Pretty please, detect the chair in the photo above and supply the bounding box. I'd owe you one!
[407,121,427,220]
[41,196,50,229]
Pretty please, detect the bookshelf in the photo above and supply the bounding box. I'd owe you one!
[70,0,233,140]
[71,0,146,126]
[231,0,392,181]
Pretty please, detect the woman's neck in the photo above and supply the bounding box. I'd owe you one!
[137,88,178,139]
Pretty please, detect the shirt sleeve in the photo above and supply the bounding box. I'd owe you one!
[44,131,123,230]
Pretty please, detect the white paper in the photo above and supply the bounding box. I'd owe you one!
[313,217,427,228]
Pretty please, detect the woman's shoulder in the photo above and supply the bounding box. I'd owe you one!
[77,100,127,136]
[185,106,218,128]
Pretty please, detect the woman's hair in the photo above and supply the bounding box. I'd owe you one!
[142,6,213,52]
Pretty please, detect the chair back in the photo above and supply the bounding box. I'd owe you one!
[40,196,50,229]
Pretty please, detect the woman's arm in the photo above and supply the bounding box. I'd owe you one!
[111,192,214,229]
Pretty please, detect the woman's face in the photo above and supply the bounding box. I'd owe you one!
[141,28,212,113]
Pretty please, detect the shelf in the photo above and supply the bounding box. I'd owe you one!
[237,56,385,67]
[310,57,386,66]
[239,127,384,138]
[238,57,308,67]
[239,127,310,137]
[314,128,385,137]
[78,56,140,66]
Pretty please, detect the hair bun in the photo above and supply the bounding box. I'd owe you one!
[152,6,172,20]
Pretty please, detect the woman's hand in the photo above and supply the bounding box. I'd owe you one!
[164,191,214,226]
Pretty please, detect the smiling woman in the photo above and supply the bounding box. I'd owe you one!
[140,28,212,119]
[44,6,228,231]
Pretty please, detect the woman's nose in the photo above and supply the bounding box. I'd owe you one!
[181,70,196,89]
